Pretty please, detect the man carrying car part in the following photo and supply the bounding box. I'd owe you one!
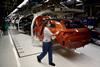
[37,19,59,66]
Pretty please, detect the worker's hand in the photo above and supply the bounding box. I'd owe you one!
[52,31,60,36]
[55,31,60,35]
[52,36,56,40]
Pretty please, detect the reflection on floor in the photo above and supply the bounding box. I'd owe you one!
[0,35,18,67]
[1,29,100,67]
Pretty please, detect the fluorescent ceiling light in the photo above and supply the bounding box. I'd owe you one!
[9,9,18,16]
[76,0,82,2]
[8,0,28,17]
[67,0,71,2]
[67,0,82,2]
[76,3,83,6]
[18,0,28,8]
[13,9,18,13]
[44,0,49,3]
[76,0,80,1]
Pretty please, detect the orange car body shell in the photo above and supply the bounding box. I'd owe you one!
[33,16,91,49]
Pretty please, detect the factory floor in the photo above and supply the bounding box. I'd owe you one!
[0,28,100,67]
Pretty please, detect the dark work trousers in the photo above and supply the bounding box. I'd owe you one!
[38,42,53,63]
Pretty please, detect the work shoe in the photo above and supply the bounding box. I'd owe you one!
[37,56,41,63]
[49,62,55,66]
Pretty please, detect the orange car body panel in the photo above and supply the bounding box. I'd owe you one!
[33,16,91,49]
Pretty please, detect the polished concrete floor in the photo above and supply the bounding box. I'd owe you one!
[0,29,100,67]
[0,34,18,67]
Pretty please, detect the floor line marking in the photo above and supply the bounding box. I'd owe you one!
[8,30,21,67]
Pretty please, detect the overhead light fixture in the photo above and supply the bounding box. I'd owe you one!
[8,0,28,17]
[76,0,82,2]
[76,0,80,2]
[18,0,28,8]
[67,0,71,2]
[76,3,83,6]
[44,0,49,3]
[67,0,82,2]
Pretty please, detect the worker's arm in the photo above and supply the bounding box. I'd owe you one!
[52,31,60,36]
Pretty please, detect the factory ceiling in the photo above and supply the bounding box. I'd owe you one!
[0,0,23,17]
[0,0,100,17]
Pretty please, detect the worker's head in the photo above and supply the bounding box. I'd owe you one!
[42,16,52,27]
[43,19,49,27]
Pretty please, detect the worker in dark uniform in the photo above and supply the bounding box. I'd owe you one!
[37,20,59,66]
